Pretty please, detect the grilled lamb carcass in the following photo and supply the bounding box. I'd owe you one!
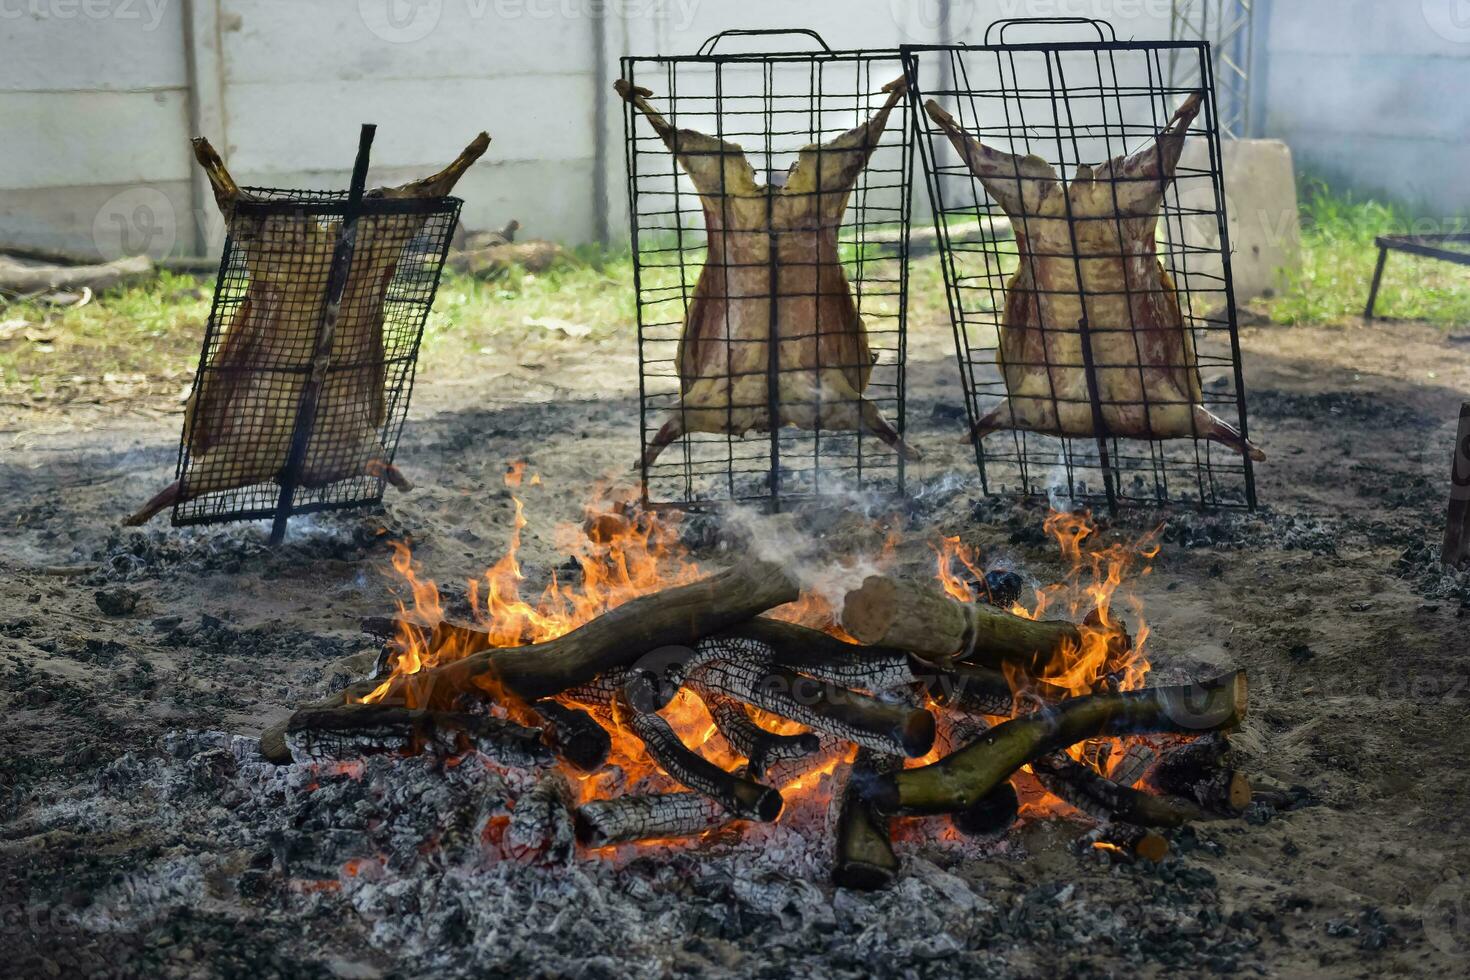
[125,133,489,526]
[618,77,920,470]
[925,93,1263,461]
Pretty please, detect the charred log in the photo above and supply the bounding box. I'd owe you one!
[1032,754,1213,827]
[695,685,821,778]
[832,750,900,891]
[575,793,727,847]
[871,671,1247,815]
[1148,734,1253,814]
[625,710,783,822]
[952,779,1020,840]
[925,661,1015,716]
[282,705,551,768]
[532,700,611,772]
[505,770,575,864]
[723,619,918,693]
[687,640,934,758]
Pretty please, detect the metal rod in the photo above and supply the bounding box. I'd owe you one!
[269,123,377,546]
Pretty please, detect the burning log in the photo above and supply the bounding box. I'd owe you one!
[330,557,798,710]
[869,671,1247,815]
[1148,733,1253,814]
[687,642,934,758]
[840,574,1080,669]
[283,705,551,768]
[624,710,783,822]
[531,700,611,772]
[575,793,727,847]
[1031,754,1212,828]
[925,661,1015,716]
[1106,741,1158,789]
[832,750,901,891]
[952,779,1020,840]
[695,685,821,778]
[1084,823,1171,863]
[505,770,575,864]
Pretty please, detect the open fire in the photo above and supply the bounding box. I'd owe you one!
[261,466,1249,886]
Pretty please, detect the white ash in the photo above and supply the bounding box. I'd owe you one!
[0,727,1283,977]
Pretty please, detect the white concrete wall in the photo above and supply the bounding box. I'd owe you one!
[0,1,1180,259]
[1258,0,1470,212]
[0,0,195,259]
[12,1,1463,259]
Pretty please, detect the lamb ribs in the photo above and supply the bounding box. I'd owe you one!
[925,93,1264,461]
[126,132,489,526]
[618,77,919,470]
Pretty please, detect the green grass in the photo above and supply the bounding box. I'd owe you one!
[7,180,1466,390]
[1263,179,1470,327]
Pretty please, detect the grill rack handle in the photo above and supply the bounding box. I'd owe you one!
[696,28,833,56]
[983,17,1116,44]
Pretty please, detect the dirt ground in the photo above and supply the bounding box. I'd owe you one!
[2,305,1469,978]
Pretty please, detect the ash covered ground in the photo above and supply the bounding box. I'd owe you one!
[3,318,1469,978]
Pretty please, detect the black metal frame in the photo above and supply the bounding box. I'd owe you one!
[622,30,914,511]
[904,19,1257,511]
[1365,233,1470,320]
[172,128,461,536]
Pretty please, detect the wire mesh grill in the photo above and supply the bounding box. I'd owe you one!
[905,23,1257,511]
[172,192,461,527]
[622,32,914,511]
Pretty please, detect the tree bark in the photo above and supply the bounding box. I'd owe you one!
[1032,754,1213,827]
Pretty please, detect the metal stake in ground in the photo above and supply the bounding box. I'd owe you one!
[1442,402,1470,569]
[269,124,377,546]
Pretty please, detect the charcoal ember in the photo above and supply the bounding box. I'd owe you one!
[94,585,140,616]
[505,771,575,864]
[184,747,238,793]
[982,569,1024,608]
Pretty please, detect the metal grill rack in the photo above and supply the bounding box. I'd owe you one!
[173,126,461,538]
[904,19,1257,511]
[622,30,914,511]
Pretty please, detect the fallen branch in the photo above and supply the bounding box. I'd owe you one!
[952,779,1020,839]
[870,671,1247,815]
[0,253,153,296]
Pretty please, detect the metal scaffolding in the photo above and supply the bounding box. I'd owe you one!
[1170,0,1254,139]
